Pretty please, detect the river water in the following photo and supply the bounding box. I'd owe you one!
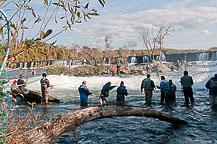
[6,61,217,143]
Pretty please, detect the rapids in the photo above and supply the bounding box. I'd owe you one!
[5,61,217,143]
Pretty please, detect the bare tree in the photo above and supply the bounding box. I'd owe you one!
[138,25,174,61]
[79,46,103,66]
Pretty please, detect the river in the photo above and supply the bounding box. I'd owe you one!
[6,61,217,143]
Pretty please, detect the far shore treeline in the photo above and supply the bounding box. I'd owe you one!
[1,39,217,65]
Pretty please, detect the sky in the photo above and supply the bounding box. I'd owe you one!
[2,0,217,50]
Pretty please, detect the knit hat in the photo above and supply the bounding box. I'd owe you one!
[42,73,47,77]
[184,71,188,75]
[120,81,124,85]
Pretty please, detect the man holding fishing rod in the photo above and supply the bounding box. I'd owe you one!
[205,74,217,108]
[40,73,53,104]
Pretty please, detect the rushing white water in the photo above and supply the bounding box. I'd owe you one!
[18,61,216,93]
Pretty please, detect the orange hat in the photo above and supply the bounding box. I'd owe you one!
[120,81,124,85]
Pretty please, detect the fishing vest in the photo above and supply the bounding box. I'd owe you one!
[210,80,217,88]
[142,78,153,90]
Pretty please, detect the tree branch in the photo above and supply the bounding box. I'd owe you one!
[14,105,187,143]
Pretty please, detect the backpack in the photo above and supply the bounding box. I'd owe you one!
[161,81,169,91]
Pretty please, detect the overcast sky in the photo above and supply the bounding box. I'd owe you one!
[3,0,217,50]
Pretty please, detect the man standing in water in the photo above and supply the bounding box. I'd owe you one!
[116,81,128,105]
[116,64,121,76]
[180,71,194,106]
[141,74,155,104]
[205,74,217,108]
[17,74,26,92]
[168,79,176,102]
[100,81,116,105]
[78,81,92,107]
[157,76,170,104]
[40,73,51,104]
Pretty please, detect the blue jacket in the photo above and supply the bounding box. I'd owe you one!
[78,85,92,100]
[117,86,128,96]
[101,82,116,96]
[157,79,170,92]
[205,77,217,95]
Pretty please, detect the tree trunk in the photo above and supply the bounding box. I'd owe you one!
[14,105,187,143]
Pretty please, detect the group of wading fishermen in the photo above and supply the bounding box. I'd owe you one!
[9,70,217,108]
[141,71,194,106]
[11,73,51,104]
[78,80,128,107]
[78,71,217,108]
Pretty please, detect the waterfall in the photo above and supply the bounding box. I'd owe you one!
[143,56,150,63]
[213,51,217,61]
[24,62,27,69]
[129,56,136,63]
[197,52,209,61]
[160,54,166,62]
[30,62,34,68]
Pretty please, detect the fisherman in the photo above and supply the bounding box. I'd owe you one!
[141,74,155,104]
[157,76,170,103]
[40,73,51,104]
[78,81,92,107]
[180,71,194,106]
[100,81,116,105]
[17,74,26,92]
[205,74,217,108]
[116,64,121,76]
[168,79,176,102]
[11,80,24,103]
[110,66,115,76]
[116,81,128,105]
[32,69,36,77]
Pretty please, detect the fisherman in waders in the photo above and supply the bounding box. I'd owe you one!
[168,79,176,102]
[157,76,170,104]
[180,71,194,106]
[17,74,29,95]
[100,81,116,105]
[78,81,92,108]
[17,74,26,91]
[116,81,128,105]
[111,66,115,76]
[40,73,51,104]
[141,74,155,104]
[11,80,24,103]
[205,74,217,108]
[116,64,121,76]
[32,69,36,77]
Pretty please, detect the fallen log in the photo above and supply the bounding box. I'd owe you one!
[14,105,187,143]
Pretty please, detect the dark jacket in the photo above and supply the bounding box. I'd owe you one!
[117,86,128,96]
[78,85,92,101]
[17,79,25,91]
[141,78,155,91]
[180,75,193,88]
[169,83,176,95]
[101,83,116,97]
[205,77,217,95]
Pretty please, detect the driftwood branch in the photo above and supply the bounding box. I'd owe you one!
[14,105,187,143]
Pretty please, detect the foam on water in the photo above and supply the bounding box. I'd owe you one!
[23,61,217,92]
